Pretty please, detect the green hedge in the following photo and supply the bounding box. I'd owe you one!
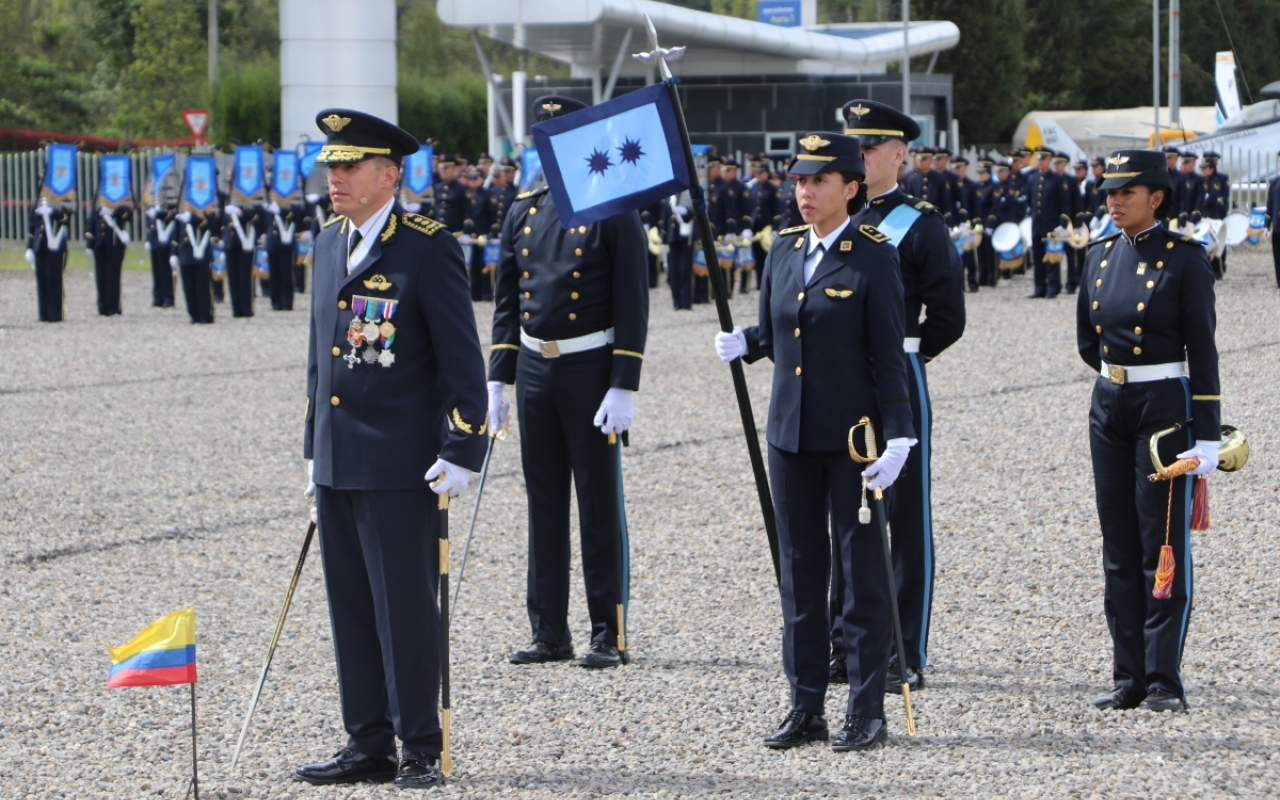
[398,72,488,156]
[211,58,280,146]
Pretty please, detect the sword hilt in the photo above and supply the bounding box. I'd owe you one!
[432,474,449,510]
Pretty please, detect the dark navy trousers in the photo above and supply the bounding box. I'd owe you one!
[772,445,892,720]
[315,485,443,758]
[35,250,65,321]
[268,244,295,311]
[225,246,256,317]
[93,244,125,315]
[667,241,693,310]
[516,347,621,648]
[1089,376,1194,697]
[150,245,175,307]
[179,260,215,324]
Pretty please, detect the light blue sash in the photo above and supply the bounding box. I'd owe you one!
[877,203,923,248]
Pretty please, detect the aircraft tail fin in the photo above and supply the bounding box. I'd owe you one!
[1027,119,1086,163]
[1215,51,1242,127]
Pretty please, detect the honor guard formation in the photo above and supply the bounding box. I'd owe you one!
[10,45,1269,795]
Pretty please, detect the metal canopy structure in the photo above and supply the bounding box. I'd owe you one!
[435,0,959,81]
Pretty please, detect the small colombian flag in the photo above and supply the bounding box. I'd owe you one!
[107,608,198,688]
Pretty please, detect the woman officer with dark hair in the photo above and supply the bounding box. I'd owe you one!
[1078,150,1220,713]
[713,132,916,752]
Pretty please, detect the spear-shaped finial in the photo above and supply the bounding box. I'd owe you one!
[631,13,685,80]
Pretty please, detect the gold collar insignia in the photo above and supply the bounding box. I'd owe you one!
[798,135,832,153]
[363,274,393,291]
[322,114,352,132]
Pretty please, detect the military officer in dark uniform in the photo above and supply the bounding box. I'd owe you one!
[172,207,221,324]
[460,167,494,301]
[488,157,519,239]
[744,163,782,294]
[935,148,961,225]
[430,154,465,231]
[1266,151,1280,288]
[974,159,999,287]
[714,131,915,752]
[297,109,488,790]
[718,157,750,295]
[488,96,649,671]
[951,156,980,292]
[223,198,262,317]
[661,190,695,310]
[26,198,69,322]
[86,200,132,316]
[144,203,178,307]
[266,199,303,310]
[779,171,802,230]
[1078,150,1220,714]
[1053,152,1084,293]
[831,100,965,693]
[1195,152,1230,278]
[1174,153,1203,227]
[1024,146,1073,297]
[1088,157,1109,221]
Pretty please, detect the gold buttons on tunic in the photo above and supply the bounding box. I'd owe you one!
[1137,302,1145,311]
[798,291,805,300]
[523,271,530,279]
[524,226,531,234]
[523,311,530,320]
[1166,241,1174,249]
[795,366,802,376]
[330,396,340,406]
[528,207,537,215]
[1156,261,1164,269]
[1103,346,1110,354]
[575,248,583,257]
[338,300,347,310]
[1095,279,1103,287]
[521,248,529,257]
[523,292,531,299]
[1106,241,1114,248]
[572,271,581,279]
[1135,326,1143,335]
[794,327,801,337]
[1146,280,1155,289]
[1095,325,1102,333]
[568,312,577,320]
[571,292,579,300]
[1100,260,1107,268]
[1134,346,1143,355]
[332,346,341,356]
[579,225,587,233]
[1092,301,1099,310]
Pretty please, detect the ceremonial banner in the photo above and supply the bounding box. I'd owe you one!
[143,153,176,206]
[520,147,543,192]
[531,82,690,229]
[182,155,218,214]
[40,144,78,204]
[271,149,300,206]
[106,608,197,688]
[98,153,133,209]
[403,146,433,203]
[300,142,324,180]
[231,145,265,205]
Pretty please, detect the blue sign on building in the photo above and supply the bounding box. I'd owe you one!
[757,0,801,27]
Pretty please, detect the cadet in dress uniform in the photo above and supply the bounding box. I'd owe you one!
[1174,153,1203,226]
[1025,147,1073,298]
[26,199,69,322]
[745,163,782,294]
[935,148,961,225]
[172,208,221,324]
[718,158,750,295]
[1266,151,1280,288]
[1089,157,1109,221]
[1196,152,1230,278]
[223,200,262,317]
[974,159,999,287]
[266,199,303,310]
[832,100,966,692]
[488,157,519,241]
[488,96,649,671]
[460,167,494,301]
[86,201,132,316]
[144,204,177,307]
[1162,146,1182,212]
[662,190,695,310]
[951,156,980,292]
[296,109,488,790]
[1078,150,1220,714]
[430,155,465,231]
[692,155,722,305]
[779,172,802,229]
[1054,152,1085,294]
[990,161,1029,279]
[714,132,915,752]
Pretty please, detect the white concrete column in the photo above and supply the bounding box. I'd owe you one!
[279,0,397,148]
[512,71,527,148]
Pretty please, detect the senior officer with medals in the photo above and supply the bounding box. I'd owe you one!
[488,96,649,670]
[715,132,915,752]
[1078,150,1220,713]
[298,110,489,789]
[829,100,965,694]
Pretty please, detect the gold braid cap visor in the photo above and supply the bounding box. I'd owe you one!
[317,144,394,163]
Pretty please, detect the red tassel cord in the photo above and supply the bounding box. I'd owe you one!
[1152,480,1176,600]
[1190,476,1210,532]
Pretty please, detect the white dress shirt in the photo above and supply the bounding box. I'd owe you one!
[347,196,396,274]
[804,216,852,285]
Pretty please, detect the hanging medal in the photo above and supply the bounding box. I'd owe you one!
[345,297,368,367]
[377,300,398,367]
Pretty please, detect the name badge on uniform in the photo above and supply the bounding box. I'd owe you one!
[345,295,399,368]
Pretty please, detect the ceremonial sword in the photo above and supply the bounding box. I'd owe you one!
[230,507,317,772]
[433,476,453,778]
[450,415,509,622]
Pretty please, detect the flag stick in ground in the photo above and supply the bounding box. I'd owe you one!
[636,16,781,586]
[186,683,200,800]
[230,514,317,772]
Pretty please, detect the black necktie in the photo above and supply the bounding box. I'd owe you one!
[348,230,363,258]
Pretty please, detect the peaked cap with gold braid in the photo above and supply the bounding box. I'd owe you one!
[314,108,420,164]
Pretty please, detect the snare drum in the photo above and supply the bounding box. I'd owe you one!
[992,222,1026,268]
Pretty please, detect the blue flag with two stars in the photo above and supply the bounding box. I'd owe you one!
[531,82,690,229]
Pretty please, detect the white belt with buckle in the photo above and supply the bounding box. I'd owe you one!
[903,337,921,353]
[521,327,614,358]
[1101,361,1185,385]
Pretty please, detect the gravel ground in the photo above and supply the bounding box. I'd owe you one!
[1,249,1279,799]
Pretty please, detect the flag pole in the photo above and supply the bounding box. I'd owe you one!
[189,683,200,800]
[638,16,780,586]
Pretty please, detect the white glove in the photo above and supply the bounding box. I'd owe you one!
[487,381,510,436]
[714,326,747,362]
[24,249,34,265]
[35,204,54,217]
[266,202,280,215]
[643,224,651,233]
[305,193,320,204]
[593,387,635,435]
[724,232,738,243]
[177,211,192,223]
[405,202,422,213]
[1178,440,1220,476]
[304,460,316,498]
[99,206,112,219]
[85,248,94,261]
[673,205,688,216]
[458,234,473,247]
[117,229,131,244]
[169,255,179,268]
[144,242,151,252]
[301,230,313,242]
[862,438,915,491]
[426,458,471,497]
[741,228,752,239]
[146,207,158,219]
[224,204,242,217]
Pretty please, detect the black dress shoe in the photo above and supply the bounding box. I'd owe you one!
[885,662,924,694]
[829,656,848,685]
[576,641,628,668]
[1027,292,1046,299]
[394,752,444,789]
[294,747,397,785]
[763,710,828,749]
[509,640,574,664]
[1142,688,1189,712]
[1089,685,1146,710]
[831,715,888,752]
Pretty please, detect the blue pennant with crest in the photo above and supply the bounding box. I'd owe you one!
[403,146,433,203]
[183,155,218,214]
[531,81,690,229]
[520,147,543,192]
[144,153,176,206]
[300,142,324,180]
[98,153,133,209]
[41,144,78,204]
[231,145,265,205]
[271,149,300,205]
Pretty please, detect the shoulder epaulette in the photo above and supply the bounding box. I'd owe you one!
[778,224,810,236]
[1178,234,1202,247]
[1087,232,1120,248]
[516,187,548,200]
[860,224,891,244]
[402,213,446,237]
[323,214,345,228]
